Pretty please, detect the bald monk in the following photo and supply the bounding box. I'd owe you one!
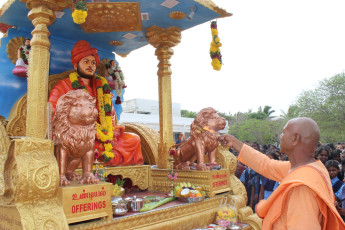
[220,117,345,230]
[49,40,144,166]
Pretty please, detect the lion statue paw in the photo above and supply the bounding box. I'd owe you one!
[80,173,100,184]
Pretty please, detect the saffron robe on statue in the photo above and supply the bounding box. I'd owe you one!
[49,77,144,166]
[238,144,345,230]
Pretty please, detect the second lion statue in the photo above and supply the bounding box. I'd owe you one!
[53,89,99,186]
[174,107,226,171]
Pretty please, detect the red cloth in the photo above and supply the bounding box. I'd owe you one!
[71,40,99,67]
[48,77,144,166]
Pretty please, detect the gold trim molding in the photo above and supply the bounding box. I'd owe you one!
[6,36,24,65]
[81,2,142,33]
[115,52,130,58]
[195,0,233,18]
[6,95,27,137]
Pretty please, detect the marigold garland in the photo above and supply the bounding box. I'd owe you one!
[69,72,114,162]
[210,21,222,71]
[72,0,88,24]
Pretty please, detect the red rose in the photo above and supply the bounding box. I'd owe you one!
[20,47,23,51]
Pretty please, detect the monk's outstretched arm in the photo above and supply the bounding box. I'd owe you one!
[238,145,290,182]
[220,134,290,182]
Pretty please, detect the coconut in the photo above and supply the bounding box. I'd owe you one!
[180,188,191,197]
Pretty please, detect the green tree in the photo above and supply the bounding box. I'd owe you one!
[181,110,197,118]
[280,105,299,120]
[295,72,345,143]
[228,118,283,145]
[247,105,276,120]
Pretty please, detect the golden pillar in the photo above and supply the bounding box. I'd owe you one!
[146,26,181,168]
[24,0,65,138]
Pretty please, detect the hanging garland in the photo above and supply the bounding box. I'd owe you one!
[210,21,222,71]
[19,44,30,65]
[69,72,115,162]
[72,0,88,24]
[105,61,127,104]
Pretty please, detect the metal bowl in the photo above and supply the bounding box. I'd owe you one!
[111,199,128,216]
[177,196,205,203]
[124,195,145,212]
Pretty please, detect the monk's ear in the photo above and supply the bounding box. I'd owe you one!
[73,63,77,71]
[292,133,301,146]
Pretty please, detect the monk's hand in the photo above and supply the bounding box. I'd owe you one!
[218,134,235,147]
[219,134,243,153]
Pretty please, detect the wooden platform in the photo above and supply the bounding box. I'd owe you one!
[69,191,249,230]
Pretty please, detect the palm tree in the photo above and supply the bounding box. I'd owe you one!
[263,105,276,119]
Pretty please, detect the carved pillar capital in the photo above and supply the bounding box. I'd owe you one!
[146,26,181,169]
[146,26,182,49]
[23,0,71,12]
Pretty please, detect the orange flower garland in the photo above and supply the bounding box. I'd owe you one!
[69,72,114,162]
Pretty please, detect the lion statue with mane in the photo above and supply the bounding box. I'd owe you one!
[53,89,99,186]
[174,107,226,171]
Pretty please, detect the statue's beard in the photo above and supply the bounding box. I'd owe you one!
[77,64,94,79]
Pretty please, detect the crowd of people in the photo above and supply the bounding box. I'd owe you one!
[233,141,345,220]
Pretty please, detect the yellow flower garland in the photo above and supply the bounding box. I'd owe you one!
[69,72,115,161]
[210,21,223,71]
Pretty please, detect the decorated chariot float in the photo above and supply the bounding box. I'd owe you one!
[0,0,262,229]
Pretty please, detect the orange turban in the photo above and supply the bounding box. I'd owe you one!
[71,40,99,67]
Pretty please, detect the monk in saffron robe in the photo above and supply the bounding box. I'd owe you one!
[49,40,143,166]
[220,117,345,230]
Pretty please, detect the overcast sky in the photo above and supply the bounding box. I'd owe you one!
[2,0,345,116]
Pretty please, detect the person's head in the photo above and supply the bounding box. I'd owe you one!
[280,117,320,159]
[336,143,344,151]
[251,141,260,151]
[332,149,342,163]
[71,40,99,78]
[315,146,330,164]
[269,145,277,151]
[23,38,30,46]
[266,151,279,160]
[341,150,345,161]
[325,160,340,179]
[178,133,185,141]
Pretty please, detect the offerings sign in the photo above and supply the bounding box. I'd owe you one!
[57,182,112,224]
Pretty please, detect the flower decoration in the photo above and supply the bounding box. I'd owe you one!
[93,164,107,181]
[19,44,30,65]
[169,148,176,157]
[167,169,178,181]
[210,21,222,71]
[69,72,115,162]
[72,0,88,24]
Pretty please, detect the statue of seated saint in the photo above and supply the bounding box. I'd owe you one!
[48,40,144,167]
[12,37,30,78]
